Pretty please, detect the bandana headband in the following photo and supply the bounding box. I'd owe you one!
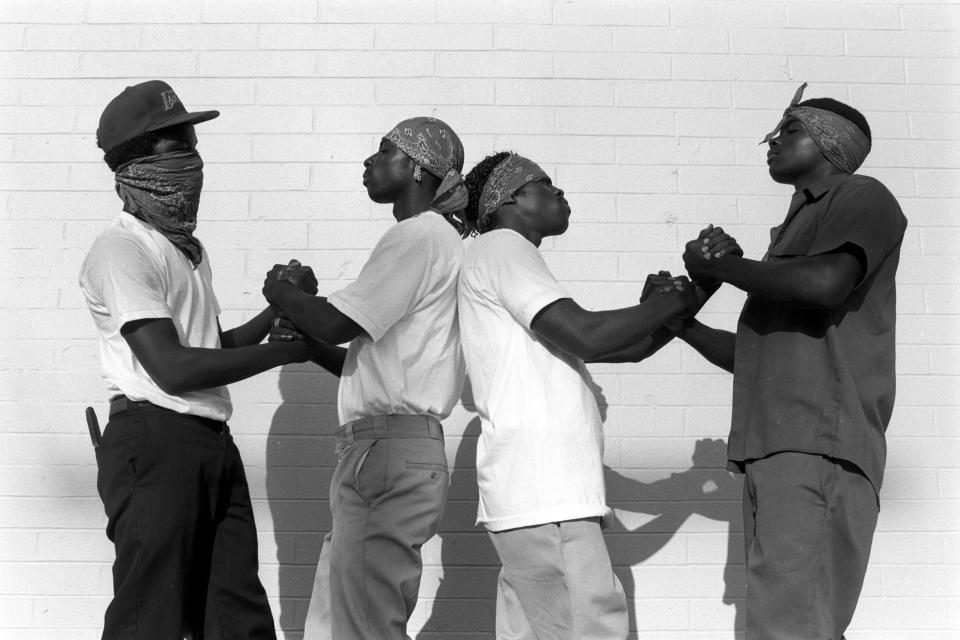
[384,116,468,221]
[760,83,871,174]
[385,116,464,179]
[478,154,550,232]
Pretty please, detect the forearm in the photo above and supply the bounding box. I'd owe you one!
[220,307,276,348]
[589,327,676,363]
[679,320,736,373]
[707,255,853,309]
[311,344,348,377]
[270,283,362,345]
[537,293,689,362]
[149,341,306,395]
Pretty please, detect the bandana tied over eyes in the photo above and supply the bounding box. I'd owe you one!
[385,116,469,221]
[115,150,205,266]
[478,154,550,233]
[760,83,872,174]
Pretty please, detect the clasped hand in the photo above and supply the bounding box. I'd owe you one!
[640,270,699,310]
[267,316,327,362]
[262,259,318,304]
[682,224,742,282]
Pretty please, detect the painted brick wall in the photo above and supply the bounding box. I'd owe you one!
[1,1,957,638]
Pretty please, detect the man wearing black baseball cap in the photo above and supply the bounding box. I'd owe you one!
[80,80,317,639]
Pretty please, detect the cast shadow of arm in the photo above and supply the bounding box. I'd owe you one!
[266,363,341,638]
[604,437,745,636]
[605,437,740,558]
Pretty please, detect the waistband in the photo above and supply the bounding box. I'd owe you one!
[335,414,443,447]
[109,396,228,437]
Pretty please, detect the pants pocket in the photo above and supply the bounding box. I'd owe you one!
[405,460,448,472]
[354,439,387,505]
[749,453,830,575]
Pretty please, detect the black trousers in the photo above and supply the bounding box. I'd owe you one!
[96,402,276,640]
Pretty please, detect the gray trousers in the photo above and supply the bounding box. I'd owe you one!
[488,518,628,640]
[303,415,449,640]
[743,451,879,640]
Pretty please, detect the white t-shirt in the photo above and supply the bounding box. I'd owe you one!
[329,211,466,424]
[458,229,609,532]
[79,212,231,421]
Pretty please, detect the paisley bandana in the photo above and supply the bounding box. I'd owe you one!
[115,150,205,266]
[760,83,872,174]
[385,117,469,221]
[478,154,550,233]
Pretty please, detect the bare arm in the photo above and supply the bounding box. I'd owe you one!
[122,317,313,396]
[310,344,348,378]
[267,316,348,378]
[686,249,863,310]
[586,327,677,363]
[530,287,696,363]
[265,280,364,346]
[588,276,720,363]
[678,320,737,373]
[219,307,276,348]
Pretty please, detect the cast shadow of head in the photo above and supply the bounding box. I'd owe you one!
[266,363,341,639]
[419,378,498,639]
[588,374,745,638]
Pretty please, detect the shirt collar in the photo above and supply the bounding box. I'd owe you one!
[796,172,849,203]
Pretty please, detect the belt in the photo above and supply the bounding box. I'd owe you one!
[108,396,228,437]
[109,396,155,417]
[335,414,443,447]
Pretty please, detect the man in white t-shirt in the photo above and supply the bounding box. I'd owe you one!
[80,81,317,640]
[262,118,470,640]
[458,152,703,639]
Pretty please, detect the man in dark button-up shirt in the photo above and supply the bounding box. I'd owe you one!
[656,85,907,639]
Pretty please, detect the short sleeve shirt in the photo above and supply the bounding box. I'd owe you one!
[729,174,907,493]
[328,211,466,424]
[78,213,232,420]
[458,229,610,531]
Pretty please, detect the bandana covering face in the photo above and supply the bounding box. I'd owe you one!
[760,83,871,174]
[478,154,550,233]
[385,117,469,219]
[115,150,205,266]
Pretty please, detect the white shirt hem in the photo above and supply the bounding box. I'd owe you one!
[479,503,611,532]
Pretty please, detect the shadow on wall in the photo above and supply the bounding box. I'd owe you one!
[419,379,498,637]
[266,363,341,640]
[588,374,745,639]
[421,373,745,639]
[264,365,744,639]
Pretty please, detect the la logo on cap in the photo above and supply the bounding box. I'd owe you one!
[161,89,179,111]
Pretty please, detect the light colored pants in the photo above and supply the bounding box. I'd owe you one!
[303,415,448,640]
[743,451,879,640]
[487,518,628,640]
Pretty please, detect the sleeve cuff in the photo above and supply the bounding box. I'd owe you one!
[520,293,568,330]
[117,309,173,328]
[328,293,382,342]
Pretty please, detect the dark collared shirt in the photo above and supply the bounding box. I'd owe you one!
[729,173,908,493]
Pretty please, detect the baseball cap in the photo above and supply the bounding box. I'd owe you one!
[96,80,219,151]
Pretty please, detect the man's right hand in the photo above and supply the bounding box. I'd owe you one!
[278,259,319,295]
[683,224,742,283]
[641,270,684,302]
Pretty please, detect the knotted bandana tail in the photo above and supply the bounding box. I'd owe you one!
[760,83,871,174]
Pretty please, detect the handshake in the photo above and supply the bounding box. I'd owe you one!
[640,224,743,323]
[262,259,319,345]
[263,259,319,301]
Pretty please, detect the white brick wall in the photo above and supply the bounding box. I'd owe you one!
[1,1,957,638]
